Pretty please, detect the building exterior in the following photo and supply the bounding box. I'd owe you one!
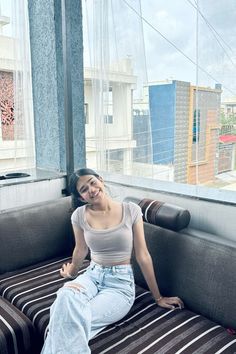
[0,11,35,173]
[0,16,19,171]
[132,86,174,180]
[0,14,12,141]
[84,60,137,174]
[148,80,222,184]
[187,85,221,184]
[221,97,236,116]
[218,135,236,173]
[132,86,152,165]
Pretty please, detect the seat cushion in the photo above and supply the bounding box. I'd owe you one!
[90,288,236,353]
[1,258,236,354]
[0,296,35,354]
[0,256,89,345]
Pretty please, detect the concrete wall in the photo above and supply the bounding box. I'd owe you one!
[28,0,85,172]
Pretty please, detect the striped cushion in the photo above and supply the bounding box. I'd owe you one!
[138,198,191,231]
[0,257,89,345]
[1,258,236,354]
[90,289,236,353]
[0,296,35,354]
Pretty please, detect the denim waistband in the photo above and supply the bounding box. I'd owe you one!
[90,260,132,271]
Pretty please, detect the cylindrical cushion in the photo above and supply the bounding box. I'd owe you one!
[139,198,191,231]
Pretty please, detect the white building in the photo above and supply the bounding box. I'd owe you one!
[0,13,34,173]
[221,97,236,115]
[84,60,137,174]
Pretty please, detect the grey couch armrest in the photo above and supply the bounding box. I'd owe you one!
[0,296,35,353]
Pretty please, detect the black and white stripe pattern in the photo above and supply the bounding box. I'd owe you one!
[0,296,35,354]
[1,258,236,354]
[0,257,89,341]
[90,289,236,354]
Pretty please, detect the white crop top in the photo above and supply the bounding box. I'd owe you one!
[71,202,142,264]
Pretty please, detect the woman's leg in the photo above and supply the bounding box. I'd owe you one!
[89,265,135,339]
[41,264,135,353]
[41,271,98,354]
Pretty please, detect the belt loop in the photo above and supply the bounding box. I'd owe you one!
[90,261,95,270]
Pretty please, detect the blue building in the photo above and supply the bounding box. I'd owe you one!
[149,82,176,165]
[149,80,190,183]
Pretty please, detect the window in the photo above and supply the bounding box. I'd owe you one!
[82,0,236,194]
[193,109,200,143]
[0,0,35,173]
[84,103,89,124]
[104,115,113,124]
[103,88,113,124]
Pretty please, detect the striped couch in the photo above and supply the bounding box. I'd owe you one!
[0,197,236,353]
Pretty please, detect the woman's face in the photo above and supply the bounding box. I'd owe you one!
[76,174,105,203]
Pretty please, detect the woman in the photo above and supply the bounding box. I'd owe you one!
[41,168,183,354]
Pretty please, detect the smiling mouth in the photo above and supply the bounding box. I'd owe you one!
[91,190,101,198]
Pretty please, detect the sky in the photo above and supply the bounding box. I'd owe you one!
[83,0,236,100]
[141,0,236,99]
[1,0,235,100]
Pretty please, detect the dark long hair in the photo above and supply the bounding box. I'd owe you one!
[69,168,100,210]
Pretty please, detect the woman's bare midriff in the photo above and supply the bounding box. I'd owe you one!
[91,258,131,266]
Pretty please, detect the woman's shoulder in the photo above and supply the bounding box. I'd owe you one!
[71,205,86,223]
[123,201,143,223]
[123,201,141,211]
[72,204,86,214]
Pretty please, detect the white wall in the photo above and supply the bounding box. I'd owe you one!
[0,177,66,212]
[0,35,14,70]
[103,173,236,242]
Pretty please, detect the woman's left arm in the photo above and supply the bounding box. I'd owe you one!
[133,219,184,310]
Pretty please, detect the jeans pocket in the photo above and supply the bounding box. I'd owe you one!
[115,272,133,282]
[114,272,135,298]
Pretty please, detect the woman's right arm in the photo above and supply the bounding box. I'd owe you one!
[60,224,88,279]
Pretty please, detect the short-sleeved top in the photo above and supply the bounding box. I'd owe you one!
[71,202,142,264]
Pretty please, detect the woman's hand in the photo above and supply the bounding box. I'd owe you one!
[156,296,184,310]
[60,262,77,279]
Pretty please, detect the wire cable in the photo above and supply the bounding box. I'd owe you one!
[122,0,236,96]
[186,0,236,68]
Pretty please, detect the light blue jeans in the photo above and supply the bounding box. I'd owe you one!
[41,261,135,354]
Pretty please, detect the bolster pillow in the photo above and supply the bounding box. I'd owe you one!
[124,197,190,231]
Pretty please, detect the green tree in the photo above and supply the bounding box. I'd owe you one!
[220,112,236,135]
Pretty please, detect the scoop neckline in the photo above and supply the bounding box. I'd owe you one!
[83,202,125,232]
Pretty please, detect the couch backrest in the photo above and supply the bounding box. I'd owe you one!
[0,197,74,274]
[132,222,236,329]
